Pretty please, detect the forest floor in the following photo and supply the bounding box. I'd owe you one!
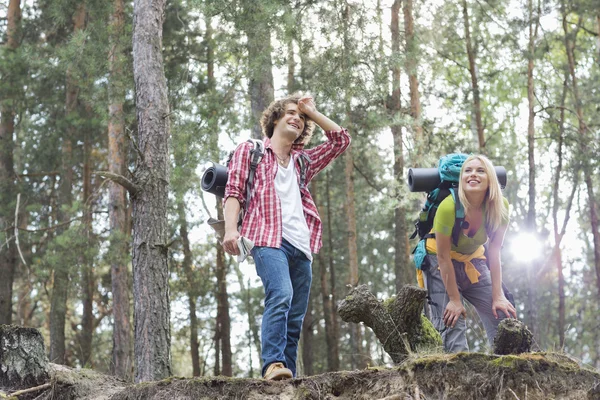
[16,352,600,400]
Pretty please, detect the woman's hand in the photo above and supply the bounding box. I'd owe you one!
[443,300,467,328]
[222,229,240,256]
[298,96,317,116]
[492,296,517,319]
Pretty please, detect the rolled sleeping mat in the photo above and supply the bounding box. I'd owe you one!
[407,166,507,192]
[201,162,228,198]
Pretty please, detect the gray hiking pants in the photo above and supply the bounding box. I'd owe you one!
[423,255,509,352]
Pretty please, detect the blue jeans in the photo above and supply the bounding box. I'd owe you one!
[252,239,312,377]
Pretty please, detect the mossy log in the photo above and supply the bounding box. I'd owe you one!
[493,318,534,355]
[337,284,441,363]
[0,325,50,390]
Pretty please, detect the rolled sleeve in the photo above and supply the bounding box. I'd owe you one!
[304,128,351,181]
[224,141,252,208]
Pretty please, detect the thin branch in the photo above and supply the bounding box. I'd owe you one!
[18,171,60,178]
[353,161,386,192]
[3,217,82,233]
[126,127,145,164]
[14,194,27,267]
[9,382,52,396]
[566,19,598,36]
[94,171,140,195]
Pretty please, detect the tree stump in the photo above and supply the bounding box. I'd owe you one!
[0,325,50,390]
[337,284,441,363]
[493,318,534,355]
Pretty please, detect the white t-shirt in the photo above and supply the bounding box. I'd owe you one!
[274,161,312,261]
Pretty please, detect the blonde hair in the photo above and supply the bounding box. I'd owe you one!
[458,155,508,233]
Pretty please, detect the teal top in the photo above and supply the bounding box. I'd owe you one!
[432,195,510,255]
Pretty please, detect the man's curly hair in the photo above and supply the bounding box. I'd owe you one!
[260,94,315,144]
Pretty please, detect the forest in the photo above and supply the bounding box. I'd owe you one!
[1,0,599,388]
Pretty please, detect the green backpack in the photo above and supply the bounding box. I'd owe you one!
[411,153,469,272]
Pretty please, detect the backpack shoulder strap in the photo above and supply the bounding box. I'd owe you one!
[296,153,309,189]
[245,139,264,209]
[450,188,465,247]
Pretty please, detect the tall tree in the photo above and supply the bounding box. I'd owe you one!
[461,0,485,152]
[403,0,423,156]
[108,0,132,379]
[562,2,600,300]
[391,0,411,292]
[49,2,86,364]
[131,0,172,382]
[342,0,366,370]
[525,0,541,342]
[526,0,541,229]
[241,2,274,139]
[0,0,21,325]
[205,15,232,377]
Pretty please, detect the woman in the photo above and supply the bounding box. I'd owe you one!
[423,154,517,352]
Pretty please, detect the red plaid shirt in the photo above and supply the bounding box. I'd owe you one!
[224,128,351,254]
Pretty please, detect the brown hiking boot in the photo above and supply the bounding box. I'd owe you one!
[263,362,293,381]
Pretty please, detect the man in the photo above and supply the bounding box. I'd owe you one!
[222,94,350,380]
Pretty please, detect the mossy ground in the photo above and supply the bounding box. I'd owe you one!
[14,352,599,399]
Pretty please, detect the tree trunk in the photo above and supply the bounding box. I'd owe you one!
[132,0,172,382]
[391,0,411,292]
[324,172,340,371]
[79,122,94,367]
[243,3,274,139]
[0,0,21,326]
[338,284,441,363]
[301,289,314,376]
[287,32,296,94]
[50,2,86,365]
[562,6,600,300]
[215,201,232,376]
[526,0,540,229]
[461,0,485,152]
[108,0,132,380]
[205,16,232,375]
[342,2,364,369]
[525,0,540,343]
[403,0,423,156]
[552,76,569,349]
[178,202,200,377]
[313,177,337,372]
[233,263,259,377]
[596,15,600,67]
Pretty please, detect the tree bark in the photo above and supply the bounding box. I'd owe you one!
[242,3,274,139]
[552,76,569,349]
[524,0,541,344]
[132,0,172,382]
[342,1,366,370]
[108,0,132,380]
[391,0,411,292]
[461,0,485,153]
[526,0,540,230]
[79,118,94,367]
[324,172,340,371]
[0,0,21,326]
[50,2,86,365]
[205,15,232,376]
[562,5,600,300]
[338,284,441,363]
[596,15,600,67]
[214,200,232,377]
[178,202,200,377]
[301,289,314,376]
[403,0,423,155]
